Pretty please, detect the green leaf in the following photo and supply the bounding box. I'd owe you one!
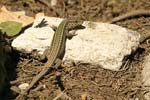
[0,21,22,37]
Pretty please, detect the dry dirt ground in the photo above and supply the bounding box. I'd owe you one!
[0,0,150,100]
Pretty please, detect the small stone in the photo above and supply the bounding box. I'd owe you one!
[51,0,57,6]
[18,83,29,90]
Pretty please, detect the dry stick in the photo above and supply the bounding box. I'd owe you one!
[53,90,73,100]
[53,90,65,100]
[32,84,44,91]
[146,40,150,46]
[37,0,51,8]
[61,0,66,17]
[109,10,150,24]
[11,86,21,94]
[139,32,150,43]
[21,59,33,73]
[10,77,33,85]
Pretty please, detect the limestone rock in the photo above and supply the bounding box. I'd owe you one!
[12,17,140,71]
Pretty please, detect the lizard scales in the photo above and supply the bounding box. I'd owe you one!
[19,19,83,96]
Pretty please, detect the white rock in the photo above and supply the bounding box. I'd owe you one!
[18,83,29,90]
[12,17,140,71]
[12,23,54,54]
[65,21,140,70]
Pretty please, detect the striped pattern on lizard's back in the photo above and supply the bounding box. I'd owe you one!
[17,19,83,98]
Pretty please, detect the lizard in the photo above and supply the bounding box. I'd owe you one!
[16,19,83,99]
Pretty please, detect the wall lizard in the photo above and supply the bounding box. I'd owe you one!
[16,19,83,99]
[16,10,150,99]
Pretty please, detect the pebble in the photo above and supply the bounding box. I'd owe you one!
[18,83,29,90]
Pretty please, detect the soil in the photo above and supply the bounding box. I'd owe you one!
[0,0,150,100]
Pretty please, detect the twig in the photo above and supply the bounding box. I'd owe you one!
[33,84,45,91]
[120,59,130,71]
[10,86,20,94]
[53,90,72,100]
[21,59,33,73]
[10,77,32,85]
[140,33,150,43]
[37,0,51,8]
[146,39,150,46]
[53,90,65,100]
[60,0,66,17]
[109,10,150,23]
